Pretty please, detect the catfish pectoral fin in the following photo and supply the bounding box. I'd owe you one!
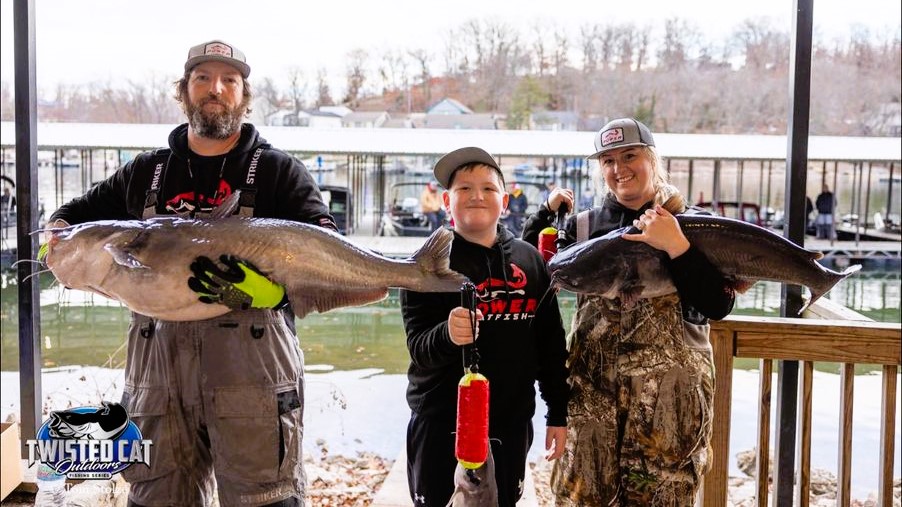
[288,288,389,318]
[620,286,644,310]
[730,278,757,294]
[103,244,149,269]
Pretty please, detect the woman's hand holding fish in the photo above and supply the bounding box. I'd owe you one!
[448,307,483,345]
[545,187,574,213]
[622,205,690,259]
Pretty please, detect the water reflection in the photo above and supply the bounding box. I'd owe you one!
[1,267,898,373]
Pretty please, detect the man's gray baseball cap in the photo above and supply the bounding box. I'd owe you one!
[433,147,501,189]
[587,118,655,159]
[185,40,250,78]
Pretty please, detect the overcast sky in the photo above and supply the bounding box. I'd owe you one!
[1,0,899,94]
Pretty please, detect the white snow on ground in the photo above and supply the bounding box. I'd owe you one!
[3,367,899,499]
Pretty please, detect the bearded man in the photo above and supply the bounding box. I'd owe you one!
[47,40,336,506]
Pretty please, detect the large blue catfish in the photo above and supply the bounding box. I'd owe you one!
[547,214,860,314]
[43,192,468,321]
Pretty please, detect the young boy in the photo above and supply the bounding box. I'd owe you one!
[401,147,569,506]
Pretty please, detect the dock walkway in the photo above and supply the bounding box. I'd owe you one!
[371,447,539,507]
[348,234,901,261]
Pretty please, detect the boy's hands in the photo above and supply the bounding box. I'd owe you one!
[448,307,483,345]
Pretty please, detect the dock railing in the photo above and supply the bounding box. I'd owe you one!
[700,299,901,506]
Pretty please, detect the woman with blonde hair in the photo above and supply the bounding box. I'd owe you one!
[523,118,735,506]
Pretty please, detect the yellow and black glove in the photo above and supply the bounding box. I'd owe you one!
[188,255,288,310]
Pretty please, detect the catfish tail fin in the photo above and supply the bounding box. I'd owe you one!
[798,264,862,315]
[410,228,470,292]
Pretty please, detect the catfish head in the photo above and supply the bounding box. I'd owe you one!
[547,227,633,298]
[547,226,675,302]
[44,220,149,297]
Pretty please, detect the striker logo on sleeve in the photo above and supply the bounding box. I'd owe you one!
[26,401,152,480]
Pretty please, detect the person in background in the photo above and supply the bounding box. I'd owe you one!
[805,195,815,234]
[402,147,569,506]
[46,40,336,506]
[815,183,836,240]
[503,181,529,236]
[1,185,14,214]
[421,180,444,231]
[522,118,735,506]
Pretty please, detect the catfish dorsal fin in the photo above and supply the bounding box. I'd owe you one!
[210,190,242,220]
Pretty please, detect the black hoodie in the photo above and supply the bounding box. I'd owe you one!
[401,225,569,428]
[50,123,336,230]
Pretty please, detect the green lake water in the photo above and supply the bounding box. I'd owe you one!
[1,266,898,374]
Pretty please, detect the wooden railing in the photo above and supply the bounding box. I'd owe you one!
[699,302,901,507]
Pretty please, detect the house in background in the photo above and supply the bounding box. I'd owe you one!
[405,97,499,129]
[264,108,343,128]
[318,105,353,118]
[342,111,390,128]
[531,110,580,131]
[426,98,473,115]
[298,109,343,128]
[419,113,499,129]
[382,117,415,128]
[265,109,301,126]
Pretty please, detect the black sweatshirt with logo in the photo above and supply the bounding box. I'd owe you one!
[401,225,569,429]
[50,123,336,230]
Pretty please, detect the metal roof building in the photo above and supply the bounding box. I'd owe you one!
[1,121,899,162]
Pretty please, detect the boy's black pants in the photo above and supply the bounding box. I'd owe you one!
[406,411,534,507]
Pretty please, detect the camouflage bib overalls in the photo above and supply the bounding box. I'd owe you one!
[551,292,715,506]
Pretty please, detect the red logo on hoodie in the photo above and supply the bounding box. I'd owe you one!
[165,180,233,215]
[474,263,537,320]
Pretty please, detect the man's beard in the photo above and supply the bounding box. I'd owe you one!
[186,96,247,140]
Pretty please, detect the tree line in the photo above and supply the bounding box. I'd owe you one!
[1,17,899,136]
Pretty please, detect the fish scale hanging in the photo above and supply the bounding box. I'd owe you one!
[455,282,490,470]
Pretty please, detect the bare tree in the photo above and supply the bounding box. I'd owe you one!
[658,18,706,70]
[314,68,334,108]
[342,49,368,108]
[378,49,409,93]
[256,77,285,121]
[634,25,652,71]
[408,48,432,108]
[5,17,898,136]
[731,17,789,71]
[578,24,601,75]
[147,73,180,123]
[453,18,527,110]
[286,67,307,114]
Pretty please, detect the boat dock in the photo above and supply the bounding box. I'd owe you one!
[804,238,901,262]
[346,234,901,261]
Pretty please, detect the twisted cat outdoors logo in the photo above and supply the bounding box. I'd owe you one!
[26,401,152,479]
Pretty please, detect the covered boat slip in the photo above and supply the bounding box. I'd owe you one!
[2,120,900,160]
[1,121,900,238]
